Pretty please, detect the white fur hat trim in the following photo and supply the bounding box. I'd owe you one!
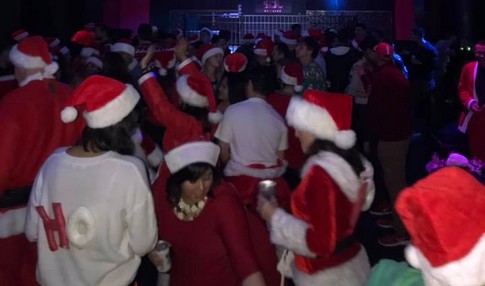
[175,74,208,108]
[165,142,220,174]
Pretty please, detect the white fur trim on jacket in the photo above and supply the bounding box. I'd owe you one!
[176,58,193,73]
[83,84,140,128]
[175,74,208,108]
[292,246,370,286]
[270,208,316,257]
[405,235,485,286]
[0,207,27,238]
[302,151,374,210]
[287,96,356,149]
[9,45,48,69]
[223,160,287,179]
[147,146,164,168]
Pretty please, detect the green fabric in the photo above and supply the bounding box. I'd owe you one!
[366,259,425,286]
[302,61,327,91]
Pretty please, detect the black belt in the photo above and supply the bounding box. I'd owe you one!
[333,236,357,254]
[0,186,32,208]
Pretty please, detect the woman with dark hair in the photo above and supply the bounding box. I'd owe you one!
[25,75,158,286]
[157,140,266,286]
[257,90,375,285]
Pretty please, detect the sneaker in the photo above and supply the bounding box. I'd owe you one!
[378,233,410,247]
[369,201,392,216]
[375,217,394,229]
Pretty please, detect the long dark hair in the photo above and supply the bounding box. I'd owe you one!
[307,139,365,176]
[180,104,211,133]
[79,104,141,155]
[166,163,220,207]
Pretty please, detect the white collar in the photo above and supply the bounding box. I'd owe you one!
[18,72,44,87]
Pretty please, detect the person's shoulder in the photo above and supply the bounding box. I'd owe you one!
[212,180,244,208]
[108,153,148,177]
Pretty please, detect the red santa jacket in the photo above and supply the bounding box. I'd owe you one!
[457,61,480,133]
[0,79,84,236]
[270,151,374,277]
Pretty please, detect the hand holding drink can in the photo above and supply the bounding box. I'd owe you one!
[258,180,276,200]
[154,240,171,273]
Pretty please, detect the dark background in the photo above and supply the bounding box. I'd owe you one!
[1,0,484,42]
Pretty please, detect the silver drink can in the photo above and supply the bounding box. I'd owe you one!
[155,240,171,273]
[258,180,276,200]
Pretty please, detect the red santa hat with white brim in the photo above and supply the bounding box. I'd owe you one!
[199,27,213,39]
[165,140,220,174]
[85,56,103,70]
[196,44,224,66]
[174,28,184,39]
[223,52,247,73]
[61,75,140,128]
[175,73,223,124]
[154,50,176,76]
[111,39,135,57]
[396,167,485,286]
[253,38,274,63]
[280,30,298,46]
[280,62,303,92]
[80,47,100,58]
[286,90,356,149]
[9,36,58,76]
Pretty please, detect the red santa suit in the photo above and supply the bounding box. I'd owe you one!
[269,152,374,285]
[0,36,85,286]
[457,61,485,161]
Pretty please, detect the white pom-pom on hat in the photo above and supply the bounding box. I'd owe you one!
[208,110,223,124]
[61,106,78,123]
[334,130,357,150]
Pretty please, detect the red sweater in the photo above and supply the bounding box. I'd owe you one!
[366,63,411,141]
[158,181,260,285]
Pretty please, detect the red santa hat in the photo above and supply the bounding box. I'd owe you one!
[196,44,224,66]
[111,39,135,57]
[80,47,100,58]
[154,50,176,76]
[9,36,58,75]
[242,33,255,44]
[396,167,485,286]
[61,75,140,128]
[165,139,220,174]
[253,38,274,63]
[11,29,29,42]
[188,34,201,45]
[280,62,303,92]
[374,42,394,59]
[306,28,326,47]
[175,73,223,124]
[286,90,356,149]
[223,52,247,73]
[280,31,298,46]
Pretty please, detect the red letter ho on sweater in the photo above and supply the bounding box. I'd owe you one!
[36,203,69,251]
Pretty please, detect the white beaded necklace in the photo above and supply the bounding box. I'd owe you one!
[173,196,208,221]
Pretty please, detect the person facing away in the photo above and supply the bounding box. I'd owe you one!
[25,75,158,286]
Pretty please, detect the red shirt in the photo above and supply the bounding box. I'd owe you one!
[366,63,411,141]
[158,181,259,285]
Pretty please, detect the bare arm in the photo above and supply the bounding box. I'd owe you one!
[219,140,230,165]
[242,272,266,286]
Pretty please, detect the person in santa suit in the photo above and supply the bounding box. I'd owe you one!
[0,36,84,285]
[25,75,158,286]
[457,40,485,161]
[367,167,485,286]
[155,139,267,286]
[257,90,375,286]
[265,62,306,189]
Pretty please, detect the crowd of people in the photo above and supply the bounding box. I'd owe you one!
[0,20,484,286]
